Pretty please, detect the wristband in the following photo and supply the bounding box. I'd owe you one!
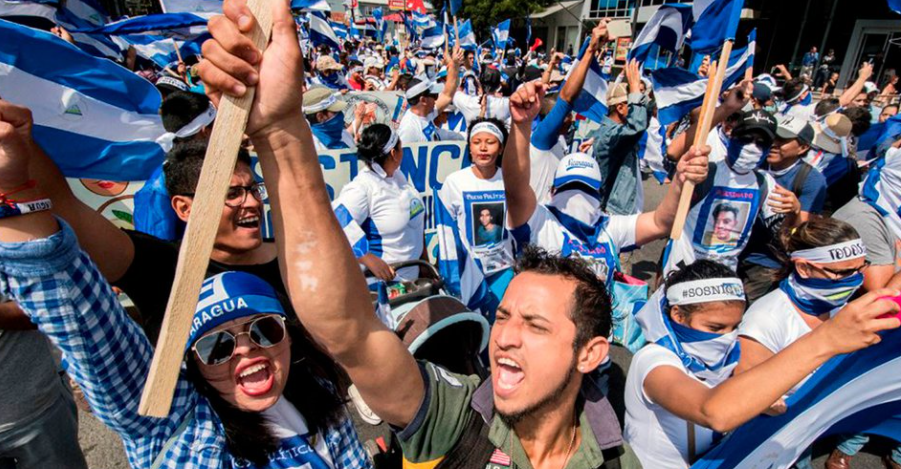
[0,198,52,219]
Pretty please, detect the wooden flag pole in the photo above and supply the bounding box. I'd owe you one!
[669,40,733,240]
[453,15,458,39]
[137,0,274,418]
[171,39,186,80]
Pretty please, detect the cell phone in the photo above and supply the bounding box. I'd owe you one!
[606,20,632,40]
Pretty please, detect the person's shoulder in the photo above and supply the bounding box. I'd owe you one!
[743,289,791,323]
[633,343,682,368]
[833,197,878,222]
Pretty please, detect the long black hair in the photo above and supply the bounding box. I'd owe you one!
[185,313,347,466]
[357,123,397,169]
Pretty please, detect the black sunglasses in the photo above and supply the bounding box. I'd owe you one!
[811,260,870,279]
[192,315,287,366]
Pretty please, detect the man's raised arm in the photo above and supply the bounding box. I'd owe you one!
[198,0,423,427]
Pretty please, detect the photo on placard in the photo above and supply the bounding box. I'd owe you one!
[471,202,504,247]
[701,201,751,249]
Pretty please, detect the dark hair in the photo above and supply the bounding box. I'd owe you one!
[663,260,745,319]
[467,117,508,168]
[815,98,840,118]
[357,123,396,169]
[160,91,212,134]
[774,216,861,280]
[185,314,347,466]
[406,78,431,106]
[781,78,807,102]
[164,140,252,196]
[480,68,502,93]
[840,107,872,137]
[712,203,739,220]
[514,246,612,350]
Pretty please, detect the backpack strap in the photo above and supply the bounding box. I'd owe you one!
[792,162,813,200]
[150,409,195,469]
[434,413,495,469]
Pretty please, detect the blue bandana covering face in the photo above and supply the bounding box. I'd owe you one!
[318,71,344,89]
[310,111,348,149]
[726,140,770,174]
[780,272,864,316]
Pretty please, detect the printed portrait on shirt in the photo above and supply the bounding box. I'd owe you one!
[701,201,751,249]
[472,202,504,247]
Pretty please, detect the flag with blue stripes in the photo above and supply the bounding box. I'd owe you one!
[652,29,755,125]
[308,11,341,50]
[291,0,330,12]
[330,20,347,40]
[565,38,609,123]
[372,6,386,41]
[76,12,208,36]
[160,0,221,18]
[420,24,444,49]
[113,33,208,68]
[691,328,901,469]
[411,10,435,33]
[492,19,510,50]
[688,0,744,54]
[457,19,476,50]
[55,3,124,59]
[0,0,57,22]
[0,19,167,180]
[630,4,692,63]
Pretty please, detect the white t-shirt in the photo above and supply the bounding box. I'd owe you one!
[783,102,816,122]
[397,109,439,143]
[663,160,778,276]
[333,164,425,281]
[512,205,638,287]
[529,141,566,206]
[233,397,335,468]
[624,344,716,469]
[705,126,729,163]
[452,93,511,127]
[738,288,813,396]
[438,167,514,276]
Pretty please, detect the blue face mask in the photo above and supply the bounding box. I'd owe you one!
[319,72,342,88]
[799,91,812,106]
[726,139,770,174]
[780,271,864,315]
[310,111,348,149]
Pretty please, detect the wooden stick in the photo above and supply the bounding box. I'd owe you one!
[171,39,186,80]
[669,41,733,240]
[137,0,274,418]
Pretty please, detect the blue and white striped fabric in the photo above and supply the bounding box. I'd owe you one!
[0,0,57,22]
[160,0,221,18]
[372,7,385,41]
[565,38,608,123]
[629,4,692,64]
[652,29,755,125]
[860,146,901,243]
[434,190,491,312]
[638,116,669,184]
[330,20,347,40]
[308,11,341,50]
[59,0,106,26]
[76,12,208,36]
[113,33,207,68]
[411,10,435,33]
[692,327,901,469]
[334,204,369,258]
[457,19,477,51]
[420,24,444,49]
[0,19,167,180]
[291,0,330,11]
[492,19,510,50]
[688,0,744,54]
[55,6,123,59]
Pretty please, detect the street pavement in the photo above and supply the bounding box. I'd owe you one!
[76,175,889,469]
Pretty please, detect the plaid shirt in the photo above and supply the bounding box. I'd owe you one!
[0,221,371,469]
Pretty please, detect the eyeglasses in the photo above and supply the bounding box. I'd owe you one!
[192,315,287,366]
[810,260,870,280]
[181,183,267,208]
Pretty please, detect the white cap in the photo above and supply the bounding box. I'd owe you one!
[553,152,602,192]
[364,57,385,70]
[864,81,879,94]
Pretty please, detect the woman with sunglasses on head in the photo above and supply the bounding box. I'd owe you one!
[333,123,427,283]
[624,259,898,469]
[435,117,514,318]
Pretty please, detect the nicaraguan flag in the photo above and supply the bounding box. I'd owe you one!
[692,328,901,469]
[291,0,329,12]
[689,0,744,54]
[0,19,167,180]
[55,8,123,59]
[565,39,609,123]
[113,33,208,68]
[457,19,476,51]
[330,20,347,40]
[420,24,444,49]
[411,10,435,33]
[0,0,57,22]
[77,12,208,37]
[160,0,221,18]
[308,11,341,50]
[492,19,510,50]
[59,0,107,26]
[652,29,755,125]
[372,6,385,41]
[630,4,692,63]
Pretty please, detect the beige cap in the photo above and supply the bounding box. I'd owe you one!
[549,69,566,83]
[316,55,344,72]
[812,113,852,154]
[303,87,347,115]
[607,82,628,106]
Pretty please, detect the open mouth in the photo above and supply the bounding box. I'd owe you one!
[235,359,274,396]
[494,356,525,395]
[236,214,261,229]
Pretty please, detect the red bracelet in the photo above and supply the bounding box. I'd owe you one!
[0,180,37,207]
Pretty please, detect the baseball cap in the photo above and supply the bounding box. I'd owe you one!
[316,55,344,72]
[405,77,435,100]
[187,272,286,349]
[607,83,628,106]
[864,81,879,95]
[732,109,777,140]
[364,57,384,70]
[775,115,814,145]
[812,113,852,154]
[303,87,348,115]
[751,82,773,102]
[553,152,602,193]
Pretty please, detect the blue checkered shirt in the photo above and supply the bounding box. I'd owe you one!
[0,220,371,469]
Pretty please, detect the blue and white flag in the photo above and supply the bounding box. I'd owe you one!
[565,39,609,123]
[652,29,755,125]
[411,10,435,33]
[55,8,123,59]
[638,117,670,184]
[0,0,57,22]
[308,11,341,50]
[0,19,167,180]
[160,0,221,17]
[890,0,901,14]
[449,0,461,16]
[77,12,208,37]
[860,144,901,242]
[372,6,386,41]
[291,0,329,12]
[60,0,107,26]
[457,19,476,50]
[630,4,692,63]
[689,0,744,54]
[330,20,347,40]
[420,24,444,49]
[114,33,207,68]
[492,19,510,50]
[691,327,901,469]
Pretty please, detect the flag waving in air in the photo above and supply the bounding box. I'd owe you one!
[564,38,609,123]
[492,19,510,50]
[630,4,692,63]
[689,0,744,54]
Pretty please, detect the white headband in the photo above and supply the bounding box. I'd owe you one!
[666,278,746,306]
[405,79,432,99]
[157,103,217,152]
[786,84,810,104]
[382,128,399,154]
[791,239,867,264]
[305,93,338,114]
[469,122,505,144]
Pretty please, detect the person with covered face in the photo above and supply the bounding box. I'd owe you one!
[663,109,801,276]
[304,87,356,151]
[624,259,898,469]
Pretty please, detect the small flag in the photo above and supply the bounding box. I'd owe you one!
[307,11,341,50]
[492,19,510,50]
[630,4,692,63]
[564,39,609,123]
[688,0,744,54]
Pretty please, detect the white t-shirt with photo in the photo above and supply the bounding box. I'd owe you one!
[624,344,717,469]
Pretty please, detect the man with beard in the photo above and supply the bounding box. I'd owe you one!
[196,3,641,468]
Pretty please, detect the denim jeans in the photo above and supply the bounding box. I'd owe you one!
[837,434,901,464]
[0,385,87,469]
